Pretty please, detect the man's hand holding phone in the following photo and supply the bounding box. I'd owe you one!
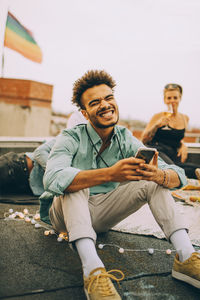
[135,147,157,164]
[109,147,161,183]
[134,147,163,183]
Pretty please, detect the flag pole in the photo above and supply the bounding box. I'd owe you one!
[1,8,8,77]
[1,47,5,77]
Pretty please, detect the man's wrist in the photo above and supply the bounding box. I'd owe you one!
[155,169,164,186]
[161,169,170,188]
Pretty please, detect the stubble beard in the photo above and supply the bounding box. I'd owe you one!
[87,111,119,129]
[95,118,119,128]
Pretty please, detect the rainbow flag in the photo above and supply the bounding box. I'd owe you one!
[4,11,42,63]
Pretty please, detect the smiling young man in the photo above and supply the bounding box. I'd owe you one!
[43,70,200,300]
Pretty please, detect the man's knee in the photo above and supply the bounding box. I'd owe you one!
[63,188,90,202]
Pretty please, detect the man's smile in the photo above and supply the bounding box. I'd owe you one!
[98,108,115,118]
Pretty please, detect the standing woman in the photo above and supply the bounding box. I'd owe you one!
[141,84,200,179]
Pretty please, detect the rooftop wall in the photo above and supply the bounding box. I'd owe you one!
[0,78,53,136]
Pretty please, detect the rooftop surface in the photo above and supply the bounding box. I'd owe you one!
[1,199,200,300]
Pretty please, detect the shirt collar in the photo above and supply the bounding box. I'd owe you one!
[86,122,117,145]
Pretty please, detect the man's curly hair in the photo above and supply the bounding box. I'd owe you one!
[72,70,116,109]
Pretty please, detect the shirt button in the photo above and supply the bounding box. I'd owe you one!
[24,168,27,171]
[94,152,96,155]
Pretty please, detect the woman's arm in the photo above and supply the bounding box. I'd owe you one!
[177,114,190,163]
[141,113,168,144]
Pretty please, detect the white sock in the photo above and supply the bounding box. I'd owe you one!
[75,238,104,277]
[170,229,195,262]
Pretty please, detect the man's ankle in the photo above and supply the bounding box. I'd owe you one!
[177,248,194,262]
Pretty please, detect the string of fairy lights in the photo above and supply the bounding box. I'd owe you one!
[4,208,200,254]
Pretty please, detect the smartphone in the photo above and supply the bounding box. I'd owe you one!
[135,147,157,164]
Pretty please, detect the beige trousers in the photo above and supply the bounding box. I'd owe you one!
[49,180,188,243]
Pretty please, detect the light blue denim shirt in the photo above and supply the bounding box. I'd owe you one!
[44,123,187,196]
[26,139,56,196]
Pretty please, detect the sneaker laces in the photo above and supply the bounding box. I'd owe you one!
[87,269,124,296]
[192,253,200,266]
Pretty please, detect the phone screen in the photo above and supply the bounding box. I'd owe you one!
[135,149,156,163]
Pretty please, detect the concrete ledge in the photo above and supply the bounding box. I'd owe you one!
[0,136,53,155]
[185,143,200,153]
[0,138,200,158]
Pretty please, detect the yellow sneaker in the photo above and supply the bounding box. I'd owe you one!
[172,252,200,288]
[195,168,200,180]
[84,267,124,300]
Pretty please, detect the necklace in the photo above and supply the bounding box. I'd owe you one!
[85,125,124,167]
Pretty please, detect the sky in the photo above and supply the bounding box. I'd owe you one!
[1,0,200,128]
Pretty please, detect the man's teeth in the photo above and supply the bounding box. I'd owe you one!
[100,111,113,117]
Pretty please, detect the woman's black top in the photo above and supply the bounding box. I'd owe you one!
[151,125,185,149]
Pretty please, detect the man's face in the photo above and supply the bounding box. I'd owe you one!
[81,84,119,129]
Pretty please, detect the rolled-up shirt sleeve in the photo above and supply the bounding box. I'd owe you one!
[43,133,81,195]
